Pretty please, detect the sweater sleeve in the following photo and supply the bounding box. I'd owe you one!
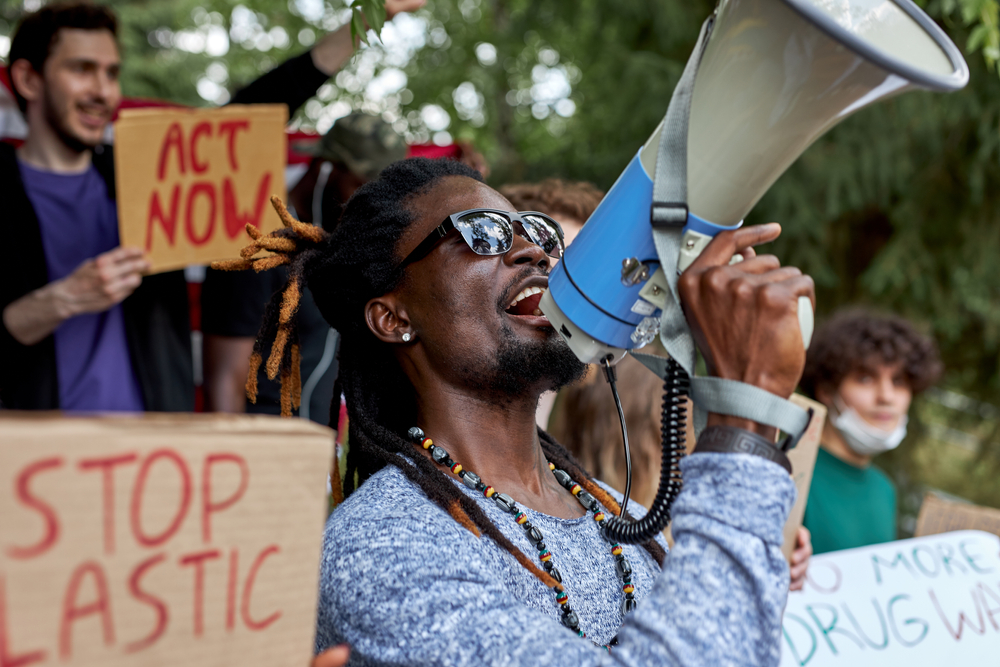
[229,50,331,117]
[316,453,795,666]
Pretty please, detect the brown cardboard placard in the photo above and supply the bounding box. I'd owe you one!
[0,413,331,667]
[115,105,288,273]
[914,492,1000,539]
[781,394,826,559]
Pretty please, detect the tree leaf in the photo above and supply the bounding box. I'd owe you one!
[363,0,386,37]
[351,7,369,46]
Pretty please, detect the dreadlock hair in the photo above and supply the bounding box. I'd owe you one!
[223,157,665,594]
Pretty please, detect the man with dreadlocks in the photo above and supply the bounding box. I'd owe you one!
[223,157,814,664]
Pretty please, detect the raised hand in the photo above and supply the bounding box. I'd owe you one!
[386,0,427,20]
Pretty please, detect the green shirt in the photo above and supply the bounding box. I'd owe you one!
[802,447,897,554]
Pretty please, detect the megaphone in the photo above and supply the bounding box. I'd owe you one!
[540,0,968,365]
[539,0,968,546]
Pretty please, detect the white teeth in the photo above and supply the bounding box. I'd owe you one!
[509,286,546,308]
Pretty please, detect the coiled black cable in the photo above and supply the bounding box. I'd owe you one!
[600,356,690,544]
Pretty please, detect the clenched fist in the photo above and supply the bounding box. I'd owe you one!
[678,223,814,437]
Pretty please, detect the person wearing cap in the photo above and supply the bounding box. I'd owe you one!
[201,112,406,422]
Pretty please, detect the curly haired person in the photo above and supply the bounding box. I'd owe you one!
[800,309,943,554]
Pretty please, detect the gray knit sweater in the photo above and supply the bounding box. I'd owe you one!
[316,452,795,665]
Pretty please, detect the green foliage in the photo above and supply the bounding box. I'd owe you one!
[350,0,385,45]
[931,0,1000,77]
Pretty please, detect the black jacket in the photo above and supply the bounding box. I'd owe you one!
[0,51,329,410]
[0,142,195,411]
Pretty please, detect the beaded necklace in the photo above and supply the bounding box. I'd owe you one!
[406,427,637,644]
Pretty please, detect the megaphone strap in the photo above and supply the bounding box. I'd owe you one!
[688,377,810,440]
[648,15,716,378]
[630,352,810,444]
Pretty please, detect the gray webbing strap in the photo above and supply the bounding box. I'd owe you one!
[648,16,714,379]
[631,353,809,437]
[645,13,810,438]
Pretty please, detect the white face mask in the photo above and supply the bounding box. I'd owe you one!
[831,397,908,457]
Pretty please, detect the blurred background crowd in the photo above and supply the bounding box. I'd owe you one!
[1,0,1000,548]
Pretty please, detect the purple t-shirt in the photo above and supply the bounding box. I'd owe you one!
[19,160,144,411]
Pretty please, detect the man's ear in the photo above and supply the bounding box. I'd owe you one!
[9,59,42,106]
[365,294,411,344]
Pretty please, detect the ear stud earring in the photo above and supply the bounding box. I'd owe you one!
[402,333,412,342]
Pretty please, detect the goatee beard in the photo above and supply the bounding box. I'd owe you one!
[44,89,101,154]
[460,322,587,402]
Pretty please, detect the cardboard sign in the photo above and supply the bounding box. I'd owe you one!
[781,530,1000,666]
[782,394,826,559]
[915,493,1000,539]
[115,105,288,273]
[0,414,332,666]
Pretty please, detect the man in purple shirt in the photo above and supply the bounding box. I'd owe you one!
[0,1,422,412]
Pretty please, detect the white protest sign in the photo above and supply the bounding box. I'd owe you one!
[781,530,1000,666]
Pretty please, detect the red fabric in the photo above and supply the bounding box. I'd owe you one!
[407,143,462,160]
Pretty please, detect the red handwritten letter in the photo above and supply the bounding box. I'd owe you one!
[202,453,249,543]
[180,550,221,636]
[189,122,212,174]
[78,453,138,555]
[7,457,63,560]
[157,122,186,180]
[130,449,192,548]
[184,182,217,246]
[124,554,169,653]
[0,576,46,666]
[242,545,282,631]
[59,562,115,659]
[218,120,250,171]
[222,173,271,239]
[146,185,181,251]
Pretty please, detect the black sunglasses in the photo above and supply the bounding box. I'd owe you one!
[399,208,565,268]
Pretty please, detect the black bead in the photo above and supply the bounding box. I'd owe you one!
[493,493,516,513]
[625,592,635,600]
[548,565,563,583]
[552,469,571,487]
[561,611,579,629]
[475,481,487,492]
[406,426,424,442]
[442,458,454,468]
[431,447,449,464]
[576,490,596,509]
[535,541,546,552]
[617,558,633,578]
[621,597,637,615]
[543,560,554,571]
[526,526,544,544]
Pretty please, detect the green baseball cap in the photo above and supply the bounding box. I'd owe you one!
[306,112,407,180]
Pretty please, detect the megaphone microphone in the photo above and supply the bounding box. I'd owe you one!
[540,0,968,544]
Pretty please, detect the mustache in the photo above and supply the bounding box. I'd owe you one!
[496,266,548,313]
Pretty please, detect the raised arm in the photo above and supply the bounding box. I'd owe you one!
[229,0,426,115]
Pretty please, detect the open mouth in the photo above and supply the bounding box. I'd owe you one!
[505,286,546,317]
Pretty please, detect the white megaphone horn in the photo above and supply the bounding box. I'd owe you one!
[540,0,969,366]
